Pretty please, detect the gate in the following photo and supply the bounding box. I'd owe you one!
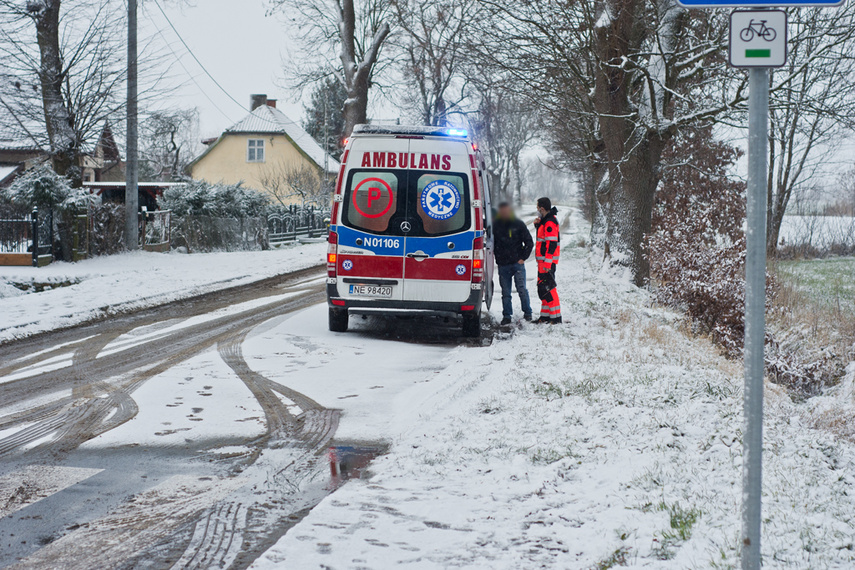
[72,213,89,262]
[0,208,53,267]
[140,208,171,253]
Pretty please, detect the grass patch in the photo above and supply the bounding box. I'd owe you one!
[593,546,630,569]
[528,446,576,465]
[644,501,702,560]
[776,257,855,311]
[769,257,855,396]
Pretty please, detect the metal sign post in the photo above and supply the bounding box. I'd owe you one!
[728,11,785,569]
[679,1,839,568]
[742,65,768,570]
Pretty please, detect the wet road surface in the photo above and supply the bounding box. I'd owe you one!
[0,265,491,569]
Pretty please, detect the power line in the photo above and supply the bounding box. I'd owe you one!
[147,12,235,123]
[151,0,247,114]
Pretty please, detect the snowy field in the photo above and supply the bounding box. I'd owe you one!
[0,243,325,343]
[778,215,855,250]
[249,208,855,569]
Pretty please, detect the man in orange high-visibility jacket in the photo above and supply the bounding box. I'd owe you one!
[533,197,561,324]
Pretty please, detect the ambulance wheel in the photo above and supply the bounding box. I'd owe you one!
[462,312,481,338]
[329,308,349,332]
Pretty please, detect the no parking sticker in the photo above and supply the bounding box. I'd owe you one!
[352,178,394,218]
[421,180,461,221]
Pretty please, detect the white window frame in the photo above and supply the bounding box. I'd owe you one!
[247,139,265,163]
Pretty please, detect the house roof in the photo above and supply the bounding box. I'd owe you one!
[0,164,22,185]
[189,105,340,174]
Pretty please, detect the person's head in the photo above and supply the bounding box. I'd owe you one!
[496,201,513,220]
[536,197,552,217]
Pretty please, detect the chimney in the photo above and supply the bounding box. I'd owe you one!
[267,99,277,108]
[250,94,268,111]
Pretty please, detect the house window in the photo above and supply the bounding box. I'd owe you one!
[247,139,265,163]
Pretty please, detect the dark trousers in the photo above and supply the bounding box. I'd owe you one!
[498,263,533,319]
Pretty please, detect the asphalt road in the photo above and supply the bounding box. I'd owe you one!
[0,266,342,569]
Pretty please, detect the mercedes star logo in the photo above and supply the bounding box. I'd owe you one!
[400,221,412,233]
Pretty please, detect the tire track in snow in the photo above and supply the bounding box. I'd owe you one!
[162,331,340,569]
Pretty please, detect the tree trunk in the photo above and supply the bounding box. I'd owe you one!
[34,0,81,186]
[594,0,664,286]
[338,0,389,138]
[604,135,663,286]
[343,75,370,138]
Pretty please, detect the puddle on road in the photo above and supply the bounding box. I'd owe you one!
[328,443,387,487]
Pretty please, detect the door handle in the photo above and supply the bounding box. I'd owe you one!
[406,252,429,260]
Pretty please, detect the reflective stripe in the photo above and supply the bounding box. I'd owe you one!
[545,236,559,241]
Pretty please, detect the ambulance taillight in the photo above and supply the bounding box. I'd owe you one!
[472,236,484,282]
[327,231,338,277]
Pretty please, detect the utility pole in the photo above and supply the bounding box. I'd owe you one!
[125,0,139,250]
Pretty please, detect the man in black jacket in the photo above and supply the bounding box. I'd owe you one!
[493,202,534,325]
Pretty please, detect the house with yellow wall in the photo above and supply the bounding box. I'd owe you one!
[187,94,339,204]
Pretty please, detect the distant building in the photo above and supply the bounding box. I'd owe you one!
[186,94,339,202]
[0,135,44,188]
[0,122,125,187]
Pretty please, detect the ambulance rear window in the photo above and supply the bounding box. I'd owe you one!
[415,174,469,236]
[344,171,399,233]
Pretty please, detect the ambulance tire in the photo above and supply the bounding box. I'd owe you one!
[462,312,481,338]
[329,308,349,332]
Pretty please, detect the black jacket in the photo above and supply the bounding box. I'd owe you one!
[493,217,534,266]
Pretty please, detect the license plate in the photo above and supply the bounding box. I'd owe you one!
[349,284,393,298]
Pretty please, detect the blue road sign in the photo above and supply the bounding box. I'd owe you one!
[679,0,842,6]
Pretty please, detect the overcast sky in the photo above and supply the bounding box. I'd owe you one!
[143,0,305,139]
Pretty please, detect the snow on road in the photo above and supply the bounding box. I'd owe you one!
[251,208,855,569]
[0,243,326,344]
[82,350,267,449]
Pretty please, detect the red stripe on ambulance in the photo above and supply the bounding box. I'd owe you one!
[338,255,404,278]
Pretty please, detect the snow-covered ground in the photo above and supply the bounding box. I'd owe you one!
[0,243,326,343]
[248,207,855,569]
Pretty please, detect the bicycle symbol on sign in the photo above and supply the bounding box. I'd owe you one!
[739,19,777,42]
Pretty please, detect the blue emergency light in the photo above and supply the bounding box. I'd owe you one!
[446,129,468,137]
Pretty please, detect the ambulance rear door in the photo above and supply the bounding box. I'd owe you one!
[401,138,475,304]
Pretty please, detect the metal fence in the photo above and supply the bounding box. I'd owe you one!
[268,205,330,247]
[0,208,53,266]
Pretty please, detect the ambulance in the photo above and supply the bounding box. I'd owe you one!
[325,125,494,337]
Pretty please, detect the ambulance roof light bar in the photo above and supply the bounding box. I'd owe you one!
[352,124,470,139]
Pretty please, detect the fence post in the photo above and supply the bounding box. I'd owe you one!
[309,205,315,238]
[31,208,38,267]
[292,205,297,242]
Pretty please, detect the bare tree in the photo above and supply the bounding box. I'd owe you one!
[139,109,199,181]
[469,83,538,204]
[765,5,855,255]
[476,0,749,285]
[0,0,128,187]
[391,0,475,126]
[258,161,332,209]
[269,0,391,137]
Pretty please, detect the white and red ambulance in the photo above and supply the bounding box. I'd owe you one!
[326,125,494,337]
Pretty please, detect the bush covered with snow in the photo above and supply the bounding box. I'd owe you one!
[647,127,752,355]
[160,180,270,218]
[646,129,833,393]
[1,166,90,213]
